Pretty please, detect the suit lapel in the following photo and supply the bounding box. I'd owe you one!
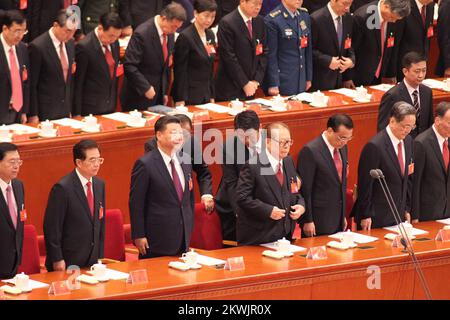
[91,33,111,79]
[150,22,164,65]
[180,160,191,201]
[45,32,65,83]
[325,10,339,51]
[235,10,253,44]
[399,82,413,104]
[319,137,341,183]
[92,177,102,221]
[0,188,15,230]
[0,40,12,85]
[429,129,447,173]
[71,171,94,224]
[191,25,209,59]
[154,149,180,202]
[260,154,285,207]
[411,2,425,31]
[383,131,403,177]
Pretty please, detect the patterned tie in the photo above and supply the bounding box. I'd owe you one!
[162,33,168,62]
[276,162,284,186]
[336,16,343,49]
[170,159,184,202]
[333,148,343,182]
[103,45,115,79]
[412,90,420,121]
[443,140,449,173]
[397,141,404,176]
[246,19,253,39]
[86,181,94,217]
[421,5,426,27]
[375,21,387,79]
[59,42,69,82]
[6,185,17,229]
[9,48,23,112]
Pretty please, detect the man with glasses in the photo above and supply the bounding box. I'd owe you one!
[44,139,106,271]
[353,102,415,230]
[297,114,353,237]
[0,143,25,279]
[377,51,433,138]
[129,116,195,258]
[0,10,30,125]
[236,122,305,245]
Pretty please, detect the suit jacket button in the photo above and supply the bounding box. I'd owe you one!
[91,242,94,246]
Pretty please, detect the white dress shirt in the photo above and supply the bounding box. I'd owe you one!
[0,178,17,216]
[49,27,68,62]
[386,125,405,162]
[432,124,447,154]
[327,3,341,33]
[238,6,252,26]
[75,168,93,197]
[158,147,185,191]
[266,148,283,175]
[0,33,19,70]
[322,131,341,161]
[404,78,420,105]
[94,27,111,53]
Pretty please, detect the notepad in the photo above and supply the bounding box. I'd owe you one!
[370,84,395,92]
[329,231,379,244]
[4,124,41,134]
[52,118,85,129]
[422,79,446,90]
[195,254,226,266]
[289,92,313,103]
[384,225,429,236]
[329,88,358,98]
[87,268,129,281]
[2,279,49,289]
[260,242,306,252]
[195,103,233,114]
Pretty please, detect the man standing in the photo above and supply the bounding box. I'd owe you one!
[0,143,25,279]
[216,110,263,242]
[353,102,415,230]
[236,122,305,245]
[377,52,433,138]
[28,9,77,121]
[215,0,267,101]
[121,3,186,110]
[412,102,450,222]
[310,0,355,91]
[130,116,194,258]
[297,114,353,236]
[74,12,122,116]
[0,10,29,124]
[44,140,106,271]
[264,0,313,95]
[436,0,450,78]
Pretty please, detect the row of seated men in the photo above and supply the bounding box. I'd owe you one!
[0,0,449,123]
[1,96,449,279]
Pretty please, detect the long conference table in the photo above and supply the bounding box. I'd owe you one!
[16,81,450,235]
[4,221,450,300]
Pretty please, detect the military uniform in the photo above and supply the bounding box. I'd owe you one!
[264,4,313,96]
[78,0,123,34]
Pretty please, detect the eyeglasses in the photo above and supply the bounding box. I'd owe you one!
[336,135,353,142]
[272,139,294,147]
[86,157,104,165]
[8,28,28,36]
[7,159,23,167]
[399,124,416,131]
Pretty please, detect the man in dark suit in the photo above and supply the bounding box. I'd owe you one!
[121,3,186,110]
[347,0,410,87]
[120,0,169,29]
[215,0,268,101]
[130,116,194,258]
[0,143,25,280]
[77,0,130,35]
[144,114,214,212]
[436,0,450,77]
[28,9,76,122]
[74,12,122,117]
[377,52,433,138]
[44,139,106,271]
[216,110,263,242]
[395,0,434,80]
[216,0,239,22]
[310,0,355,91]
[236,122,305,245]
[353,102,415,230]
[0,10,29,124]
[297,114,353,236]
[412,102,450,222]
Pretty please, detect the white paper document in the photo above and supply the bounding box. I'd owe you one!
[52,118,85,129]
[422,79,446,90]
[260,242,306,252]
[4,124,41,134]
[370,84,395,92]
[102,112,135,123]
[246,98,278,107]
[329,231,379,244]
[384,225,429,236]
[290,92,314,103]
[437,218,450,225]
[195,254,226,266]
[2,279,49,289]
[195,103,233,114]
[329,88,357,98]
[87,268,130,280]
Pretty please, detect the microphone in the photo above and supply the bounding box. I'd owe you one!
[370,168,432,299]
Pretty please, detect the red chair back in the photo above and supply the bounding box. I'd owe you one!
[18,224,41,275]
[104,209,126,261]
[190,203,223,250]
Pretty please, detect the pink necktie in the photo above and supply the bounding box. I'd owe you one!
[86,181,94,217]
[246,19,253,39]
[103,45,115,79]
[375,21,386,79]
[9,48,23,112]
[170,159,184,202]
[443,140,449,173]
[333,148,343,182]
[162,34,168,62]
[6,185,17,229]
[60,43,69,82]
[397,141,404,176]
[276,162,284,186]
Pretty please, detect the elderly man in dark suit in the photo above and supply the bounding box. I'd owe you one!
[412,102,450,222]
[0,143,25,280]
[0,10,29,124]
[297,114,353,237]
[236,122,305,245]
[377,52,433,138]
[121,3,186,110]
[44,140,106,272]
[130,116,195,258]
[74,12,122,116]
[215,0,267,101]
[28,9,77,122]
[353,102,415,230]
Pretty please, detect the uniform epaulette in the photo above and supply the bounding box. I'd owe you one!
[269,10,281,18]
[299,7,308,12]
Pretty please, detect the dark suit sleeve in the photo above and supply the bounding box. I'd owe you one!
[129,159,149,240]
[28,42,42,117]
[311,16,332,70]
[192,139,213,196]
[346,12,365,82]
[43,184,68,263]
[99,182,106,258]
[236,164,274,221]
[385,22,402,79]
[377,91,394,132]
[221,147,240,213]
[411,140,424,220]
[172,33,190,103]
[123,31,152,96]
[217,19,249,90]
[297,146,316,223]
[118,0,132,27]
[264,16,280,88]
[73,43,88,116]
[438,2,450,71]
[254,20,268,84]
[427,91,434,129]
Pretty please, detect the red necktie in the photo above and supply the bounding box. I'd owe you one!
[276,162,284,186]
[86,181,94,217]
[162,33,168,62]
[397,141,404,176]
[421,5,426,27]
[103,45,115,79]
[64,0,71,8]
[59,43,69,82]
[375,21,386,79]
[333,148,343,182]
[6,185,17,229]
[443,140,449,172]
[170,159,184,202]
[246,19,253,39]
[9,48,23,112]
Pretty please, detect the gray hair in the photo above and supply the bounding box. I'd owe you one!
[390,101,416,122]
[435,102,450,118]
[383,0,411,18]
[160,2,187,21]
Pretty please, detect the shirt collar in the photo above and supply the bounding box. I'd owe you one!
[49,27,62,48]
[0,178,12,194]
[282,3,297,18]
[377,1,384,25]
[265,148,283,172]
[94,27,109,51]
[403,78,420,93]
[158,146,177,166]
[386,125,402,147]
[75,168,92,187]
[0,33,13,53]
[432,124,447,147]
[154,15,164,38]
[322,131,336,155]
[238,6,252,24]
[415,0,424,13]
[327,2,340,21]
